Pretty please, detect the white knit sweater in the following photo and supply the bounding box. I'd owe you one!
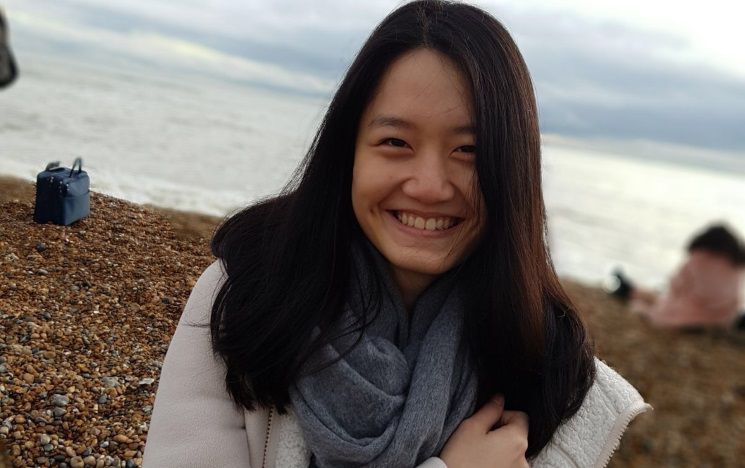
[144,261,651,468]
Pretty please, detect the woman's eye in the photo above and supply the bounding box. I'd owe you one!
[455,145,477,154]
[382,138,408,148]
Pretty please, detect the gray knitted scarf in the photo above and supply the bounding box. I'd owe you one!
[289,242,478,468]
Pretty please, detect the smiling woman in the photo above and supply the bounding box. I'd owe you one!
[143,1,649,467]
[352,49,485,308]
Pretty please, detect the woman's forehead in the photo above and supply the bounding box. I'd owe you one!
[363,49,474,130]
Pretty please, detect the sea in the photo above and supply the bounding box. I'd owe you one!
[2,55,744,289]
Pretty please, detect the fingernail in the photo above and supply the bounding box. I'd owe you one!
[492,394,504,405]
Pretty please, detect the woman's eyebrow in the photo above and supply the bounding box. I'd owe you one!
[452,124,476,135]
[368,115,413,129]
[367,115,475,134]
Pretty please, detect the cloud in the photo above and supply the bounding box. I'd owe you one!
[30,0,390,70]
[7,5,335,94]
[498,8,745,151]
[3,0,745,153]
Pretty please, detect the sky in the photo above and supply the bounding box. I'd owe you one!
[3,0,745,160]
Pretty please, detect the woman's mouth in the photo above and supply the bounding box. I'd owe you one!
[391,210,463,231]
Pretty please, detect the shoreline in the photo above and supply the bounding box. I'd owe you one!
[1,174,744,466]
[0,175,223,242]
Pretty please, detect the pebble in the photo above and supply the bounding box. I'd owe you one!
[83,455,96,465]
[53,407,67,418]
[50,394,70,407]
[98,395,108,404]
[43,443,54,452]
[721,391,736,407]
[36,242,47,252]
[39,433,51,445]
[70,455,85,468]
[138,378,154,386]
[22,373,34,384]
[101,377,119,388]
[113,434,130,444]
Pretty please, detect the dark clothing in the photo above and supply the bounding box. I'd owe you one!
[0,10,18,88]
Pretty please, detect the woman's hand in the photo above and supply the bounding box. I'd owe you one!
[439,395,529,468]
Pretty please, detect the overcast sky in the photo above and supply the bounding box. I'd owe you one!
[3,0,745,157]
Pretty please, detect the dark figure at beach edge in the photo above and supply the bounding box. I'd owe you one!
[0,8,18,88]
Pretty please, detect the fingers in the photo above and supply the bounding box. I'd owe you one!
[467,394,504,432]
[500,410,529,434]
[489,410,530,458]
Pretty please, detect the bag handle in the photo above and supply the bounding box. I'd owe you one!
[45,161,61,171]
[69,157,83,177]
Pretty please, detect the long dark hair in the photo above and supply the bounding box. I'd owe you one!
[210,0,594,457]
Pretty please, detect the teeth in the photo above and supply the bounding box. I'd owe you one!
[395,211,458,231]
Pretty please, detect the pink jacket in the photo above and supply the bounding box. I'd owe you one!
[642,251,744,328]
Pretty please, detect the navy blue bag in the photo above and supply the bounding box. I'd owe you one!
[33,158,90,226]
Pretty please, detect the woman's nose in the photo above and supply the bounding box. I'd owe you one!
[401,152,455,203]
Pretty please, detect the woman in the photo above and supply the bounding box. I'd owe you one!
[608,224,745,330]
[144,1,649,467]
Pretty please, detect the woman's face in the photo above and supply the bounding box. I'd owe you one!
[352,48,485,292]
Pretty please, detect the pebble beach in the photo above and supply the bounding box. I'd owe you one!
[1,176,745,467]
